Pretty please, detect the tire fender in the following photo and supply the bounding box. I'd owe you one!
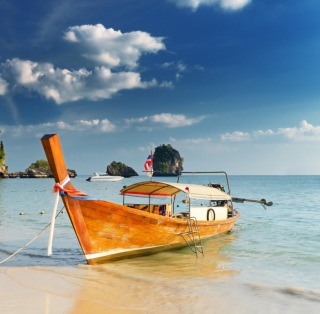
[207,208,215,221]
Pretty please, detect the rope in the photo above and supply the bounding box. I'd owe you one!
[237,210,269,224]
[0,206,65,265]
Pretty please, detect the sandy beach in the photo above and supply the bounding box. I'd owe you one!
[0,266,142,314]
[2,262,319,314]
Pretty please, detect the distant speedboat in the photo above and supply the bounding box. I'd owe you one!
[86,172,124,182]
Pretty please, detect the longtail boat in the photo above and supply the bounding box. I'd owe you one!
[41,134,271,265]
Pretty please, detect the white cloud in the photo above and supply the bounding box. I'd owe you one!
[151,113,204,127]
[1,58,160,104]
[1,114,203,139]
[161,62,175,69]
[221,120,320,143]
[161,60,203,82]
[159,80,174,88]
[0,76,8,95]
[177,62,187,72]
[253,129,274,137]
[170,137,211,144]
[64,24,165,69]
[100,119,116,132]
[0,119,116,138]
[0,24,170,104]
[57,119,115,132]
[168,0,251,11]
[161,60,187,72]
[176,73,182,81]
[221,131,250,142]
[278,120,320,141]
[221,0,251,10]
[126,113,205,129]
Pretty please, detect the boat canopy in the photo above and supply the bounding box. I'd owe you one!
[120,181,231,200]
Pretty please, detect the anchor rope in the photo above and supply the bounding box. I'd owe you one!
[0,206,65,265]
[237,211,269,224]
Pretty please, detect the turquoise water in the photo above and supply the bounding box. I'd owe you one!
[1,175,320,313]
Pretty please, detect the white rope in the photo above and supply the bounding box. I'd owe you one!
[47,191,60,256]
[0,207,64,265]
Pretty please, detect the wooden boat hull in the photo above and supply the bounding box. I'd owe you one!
[61,196,239,264]
[41,134,240,265]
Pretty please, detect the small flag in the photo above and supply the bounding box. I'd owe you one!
[144,152,153,178]
[144,153,153,170]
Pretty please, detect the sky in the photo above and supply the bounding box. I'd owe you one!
[1,0,320,175]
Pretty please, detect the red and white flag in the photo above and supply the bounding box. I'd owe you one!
[144,152,153,177]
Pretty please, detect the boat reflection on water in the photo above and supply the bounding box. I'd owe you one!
[67,232,239,313]
[103,231,239,279]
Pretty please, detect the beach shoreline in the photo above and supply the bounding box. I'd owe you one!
[0,266,142,314]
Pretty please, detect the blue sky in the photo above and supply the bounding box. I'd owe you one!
[1,0,320,175]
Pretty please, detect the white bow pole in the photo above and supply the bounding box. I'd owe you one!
[47,190,60,256]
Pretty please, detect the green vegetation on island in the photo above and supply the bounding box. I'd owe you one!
[0,149,5,166]
[0,130,5,166]
[29,159,74,173]
[29,159,50,170]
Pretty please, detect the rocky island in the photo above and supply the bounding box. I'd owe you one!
[2,158,77,179]
[107,161,138,178]
[153,144,183,176]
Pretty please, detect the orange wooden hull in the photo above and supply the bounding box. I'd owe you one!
[61,195,239,264]
[41,134,240,265]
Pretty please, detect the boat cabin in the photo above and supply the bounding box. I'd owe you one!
[120,181,234,221]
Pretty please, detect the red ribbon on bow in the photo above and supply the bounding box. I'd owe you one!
[53,183,87,196]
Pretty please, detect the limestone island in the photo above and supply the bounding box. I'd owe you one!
[152,144,183,177]
[107,161,138,178]
[8,159,77,178]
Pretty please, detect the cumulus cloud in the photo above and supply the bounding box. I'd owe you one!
[1,58,160,104]
[278,120,320,141]
[221,120,320,142]
[168,0,252,11]
[0,24,169,104]
[64,24,165,69]
[126,113,205,129]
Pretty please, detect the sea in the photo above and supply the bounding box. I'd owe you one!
[0,175,319,313]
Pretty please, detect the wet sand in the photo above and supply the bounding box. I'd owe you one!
[2,261,319,314]
[0,267,142,314]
